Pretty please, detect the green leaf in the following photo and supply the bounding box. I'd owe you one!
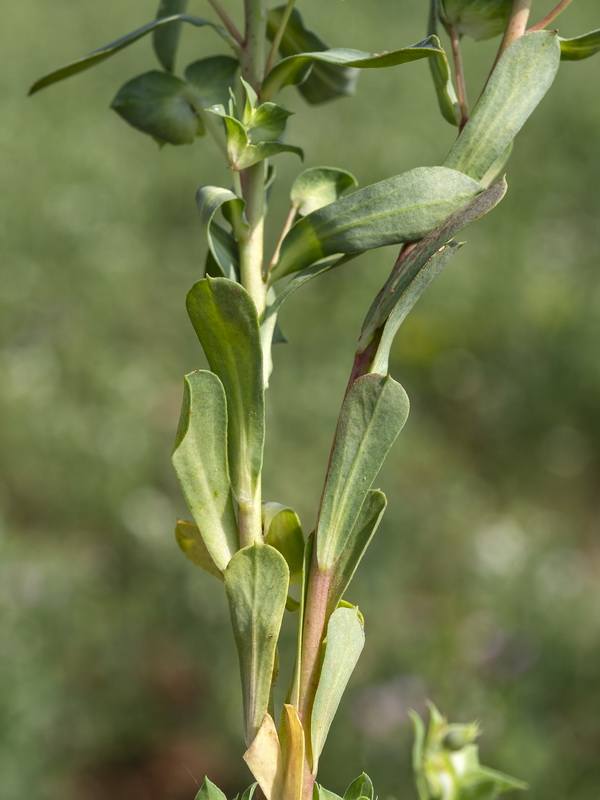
[440,0,512,41]
[343,774,374,800]
[273,166,482,279]
[311,606,365,766]
[240,784,258,800]
[185,56,240,107]
[560,29,600,61]
[186,278,265,515]
[29,15,232,95]
[291,167,358,216]
[327,490,387,614]
[263,29,445,101]
[266,7,358,104]
[196,186,246,281]
[171,371,238,575]
[427,0,461,125]
[244,101,294,143]
[195,777,228,800]
[262,503,305,584]
[316,375,409,570]
[359,178,508,373]
[174,519,224,580]
[153,0,189,72]
[289,533,314,708]
[444,31,560,181]
[225,543,289,745]
[111,71,204,145]
[317,787,343,800]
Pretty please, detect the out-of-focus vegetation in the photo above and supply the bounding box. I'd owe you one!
[2,1,599,798]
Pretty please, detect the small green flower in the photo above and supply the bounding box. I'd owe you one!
[440,0,513,41]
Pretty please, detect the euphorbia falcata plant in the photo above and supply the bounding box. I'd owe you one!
[31,1,599,799]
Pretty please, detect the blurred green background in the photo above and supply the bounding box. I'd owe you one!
[2,1,600,798]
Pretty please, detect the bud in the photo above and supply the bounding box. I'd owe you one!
[440,0,513,41]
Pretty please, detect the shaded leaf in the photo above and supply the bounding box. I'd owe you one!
[196,186,245,281]
[291,167,358,216]
[153,0,189,71]
[327,490,387,615]
[29,15,232,95]
[427,0,461,125]
[289,534,314,708]
[174,519,223,580]
[171,371,238,573]
[358,178,507,373]
[445,31,560,181]
[560,29,600,61]
[186,278,264,511]
[243,714,283,800]
[440,0,512,41]
[195,777,228,800]
[316,375,409,571]
[343,774,374,800]
[273,167,482,278]
[311,606,365,767]
[226,544,289,745]
[263,503,305,584]
[111,70,204,145]
[185,55,239,107]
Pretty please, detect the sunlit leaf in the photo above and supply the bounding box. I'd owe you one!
[171,371,238,574]
[343,773,374,800]
[226,544,289,745]
[560,29,600,61]
[290,167,358,216]
[194,777,228,800]
[243,714,283,800]
[445,31,560,181]
[282,704,305,800]
[153,0,189,72]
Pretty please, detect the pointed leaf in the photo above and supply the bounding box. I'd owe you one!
[153,0,189,71]
[209,108,303,170]
[243,714,284,800]
[317,788,343,800]
[327,490,387,614]
[358,178,507,371]
[194,777,228,800]
[560,30,600,61]
[427,0,461,125]
[246,102,294,143]
[185,55,240,107]
[311,606,365,766]
[262,503,305,584]
[445,31,560,181]
[111,70,204,145]
[343,774,374,800]
[171,371,238,573]
[316,375,409,570]
[241,784,258,800]
[236,140,304,171]
[226,544,289,745]
[174,519,223,580]
[266,7,358,104]
[186,278,264,510]
[196,187,245,281]
[282,704,305,800]
[273,167,483,278]
[29,15,232,95]
[291,167,358,216]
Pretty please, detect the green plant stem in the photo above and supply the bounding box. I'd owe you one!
[528,0,573,31]
[494,0,534,66]
[266,203,297,278]
[447,21,469,131]
[207,0,244,45]
[264,0,296,77]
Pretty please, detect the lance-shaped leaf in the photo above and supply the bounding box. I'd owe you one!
[185,55,240,107]
[241,784,258,800]
[243,713,284,800]
[266,7,358,104]
[560,30,600,61]
[171,371,238,573]
[327,490,387,615]
[153,0,189,72]
[196,187,246,281]
[291,167,358,216]
[444,31,560,181]
[29,15,233,95]
[358,178,508,372]
[174,519,223,580]
[194,778,228,800]
[311,606,365,768]
[111,71,204,145]
[226,544,289,745]
[427,0,461,125]
[316,375,409,570]
[273,167,482,278]
[262,503,305,584]
[343,773,374,800]
[186,278,264,509]
[282,704,305,800]
[263,34,446,102]
[317,788,343,800]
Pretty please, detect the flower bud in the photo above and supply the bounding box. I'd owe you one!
[440,0,513,41]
